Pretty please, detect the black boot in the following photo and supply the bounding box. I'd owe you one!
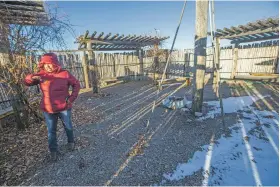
[50,152,57,162]
[68,143,75,151]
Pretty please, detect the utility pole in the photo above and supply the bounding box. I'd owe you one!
[192,0,209,113]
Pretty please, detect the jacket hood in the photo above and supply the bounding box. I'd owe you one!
[38,53,61,73]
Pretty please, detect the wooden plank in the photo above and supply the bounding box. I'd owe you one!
[224,27,237,34]
[248,22,260,30]
[139,36,152,42]
[250,73,278,77]
[0,3,44,12]
[216,28,229,35]
[231,34,279,44]
[0,15,49,25]
[131,35,142,42]
[93,48,139,51]
[267,18,279,26]
[256,21,269,28]
[115,34,124,40]
[230,26,243,33]
[234,75,279,81]
[125,34,136,41]
[91,31,97,39]
[219,27,278,39]
[238,25,250,32]
[97,32,104,39]
[84,30,89,39]
[103,33,111,40]
[120,34,131,41]
[3,1,44,7]
[109,34,119,40]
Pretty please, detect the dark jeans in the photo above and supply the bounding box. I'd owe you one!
[43,109,74,152]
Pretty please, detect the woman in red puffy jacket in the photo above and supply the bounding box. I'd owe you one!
[24,53,80,161]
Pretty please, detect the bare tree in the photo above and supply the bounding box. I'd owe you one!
[0,3,74,129]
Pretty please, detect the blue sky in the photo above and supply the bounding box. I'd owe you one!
[49,1,279,50]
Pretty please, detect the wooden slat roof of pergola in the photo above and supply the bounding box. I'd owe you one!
[0,0,49,25]
[77,30,170,51]
[209,17,279,44]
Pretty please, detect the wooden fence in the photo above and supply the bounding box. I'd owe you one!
[0,42,279,116]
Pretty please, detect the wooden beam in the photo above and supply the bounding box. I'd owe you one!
[134,36,145,42]
[247,22,260,30]
[120,34,131,41]
[131,35,142,42]
[91,31,97,39]
[0,3,44,12]
[97,32,104,40]
[141,36,153,42]
[267,18,279,26]
[115,34,124,40]
[137,36,150,42]
[82,38,158,47]
[103,33,111,40]
[84,30,89,39]
[3,1,44,7]
[224,27,237,34]
[93,48,138,51]
[0,9,48,18]
[125,34,136,41]
[0,16,49,25]
[230,34,279,44]
[256,20,269,28]
[109,33,119,40]
[219,27,278,39]
[216,29,229,36]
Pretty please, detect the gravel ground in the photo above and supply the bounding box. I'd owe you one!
[19,80,278,186]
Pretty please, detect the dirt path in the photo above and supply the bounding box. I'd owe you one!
[20,80,278,186]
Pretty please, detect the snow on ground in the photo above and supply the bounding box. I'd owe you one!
[198,95,270,121]
[161,95,279,186]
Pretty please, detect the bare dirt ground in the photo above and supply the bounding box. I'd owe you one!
[1,79,278,186]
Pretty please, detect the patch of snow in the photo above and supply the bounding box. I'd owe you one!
[198,95,270,121]
[161,95,279,186]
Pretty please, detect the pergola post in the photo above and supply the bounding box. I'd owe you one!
[192,0,209,114]
[213,38,221,86]
[153,43,159,81]
[231,43,239,79]
[138,49,144,80]
[82,51,90,89]
[87,42,99,93]
[138,49,144,74]
[274,51,279,74]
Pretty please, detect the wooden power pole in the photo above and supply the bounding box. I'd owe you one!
[192,0,209,113]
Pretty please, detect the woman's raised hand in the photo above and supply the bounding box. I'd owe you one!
[32,76,41,80]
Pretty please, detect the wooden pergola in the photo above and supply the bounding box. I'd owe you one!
[0,0,49,26]
[210,17,279,80]
[76,30,169,93]
[77,30,169,51]
[212,17,279,44]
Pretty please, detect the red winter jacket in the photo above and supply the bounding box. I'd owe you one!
[24,53,80,113]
